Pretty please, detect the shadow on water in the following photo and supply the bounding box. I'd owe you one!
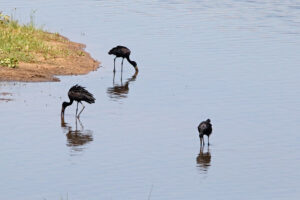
[196,145,212,173]
[107,71,138,100]
[61,116,93,154]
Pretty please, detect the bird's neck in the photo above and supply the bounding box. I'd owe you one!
[126,56,138,72]
[66,99,74,107]
[61,99,74,118]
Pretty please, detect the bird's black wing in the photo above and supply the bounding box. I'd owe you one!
[109,46,131,56]
[198,122,208,132]
[68,85,95,104]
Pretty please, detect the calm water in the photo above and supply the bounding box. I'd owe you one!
[1,1,300,199]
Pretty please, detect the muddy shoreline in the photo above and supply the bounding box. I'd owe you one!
[0,34,100,82]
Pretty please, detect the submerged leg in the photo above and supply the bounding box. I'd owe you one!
[113,57,117,72]
[77,102,85,118]
[77,117,84,130]
[113,71,116,85]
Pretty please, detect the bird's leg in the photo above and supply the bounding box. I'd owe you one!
[76,102,79,116]
[208,136,210,146]
[200,143,204,152]
[121,58,124,73]
[200,136,203,147]
[113,57,117,72]
[113,70,116,85]
[77,117,84,130]
[121,70,123,84]
[77,102,85,118]
[75,117,78,130]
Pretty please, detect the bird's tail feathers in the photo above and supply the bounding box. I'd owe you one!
[85,94,95,104]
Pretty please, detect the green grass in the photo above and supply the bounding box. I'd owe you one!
[0,12,70,68]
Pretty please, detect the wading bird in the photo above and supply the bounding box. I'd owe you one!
[108,46,138,73]
[198,119,212,146]
[61,85,95,118]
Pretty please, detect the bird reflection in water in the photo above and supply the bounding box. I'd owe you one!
[107,71,138,99]
[61,116,93,154]
[196,145,211,173]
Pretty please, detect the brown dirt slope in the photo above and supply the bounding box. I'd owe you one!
[0,34,100,82]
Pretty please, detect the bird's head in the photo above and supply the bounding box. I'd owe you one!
[61,102,68,117]
[108,50,113,55]
[206,119,211,123]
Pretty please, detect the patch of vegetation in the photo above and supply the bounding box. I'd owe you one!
[0,11,71,68]
[77,50,85,56]
[0,57,18,68]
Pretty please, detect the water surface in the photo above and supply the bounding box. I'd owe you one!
[1,1,300,199]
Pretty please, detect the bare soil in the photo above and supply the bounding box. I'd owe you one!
[0,35,100,82]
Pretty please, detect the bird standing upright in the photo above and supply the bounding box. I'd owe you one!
[61,85,95,118]
[108,46,138,73]
[198,119,213,146]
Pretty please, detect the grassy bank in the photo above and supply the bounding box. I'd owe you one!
[0,12,99,82]
[0,12,76,68]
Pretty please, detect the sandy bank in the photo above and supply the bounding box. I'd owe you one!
[0,34,100,82]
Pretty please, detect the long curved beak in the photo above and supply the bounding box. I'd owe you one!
[61,114,66,127]
[61,107,65,117]
[134,66,139,72]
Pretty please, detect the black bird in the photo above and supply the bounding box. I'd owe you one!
[108,46,138,72]
[61,85,95,118]
[198,119,213,146]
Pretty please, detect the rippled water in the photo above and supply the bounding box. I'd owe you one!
[1,1,300,199]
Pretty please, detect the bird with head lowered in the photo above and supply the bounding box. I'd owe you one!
[61,85,95,118]
[108,45,138,72]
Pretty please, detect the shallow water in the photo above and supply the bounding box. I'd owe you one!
[1,1,300,199]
